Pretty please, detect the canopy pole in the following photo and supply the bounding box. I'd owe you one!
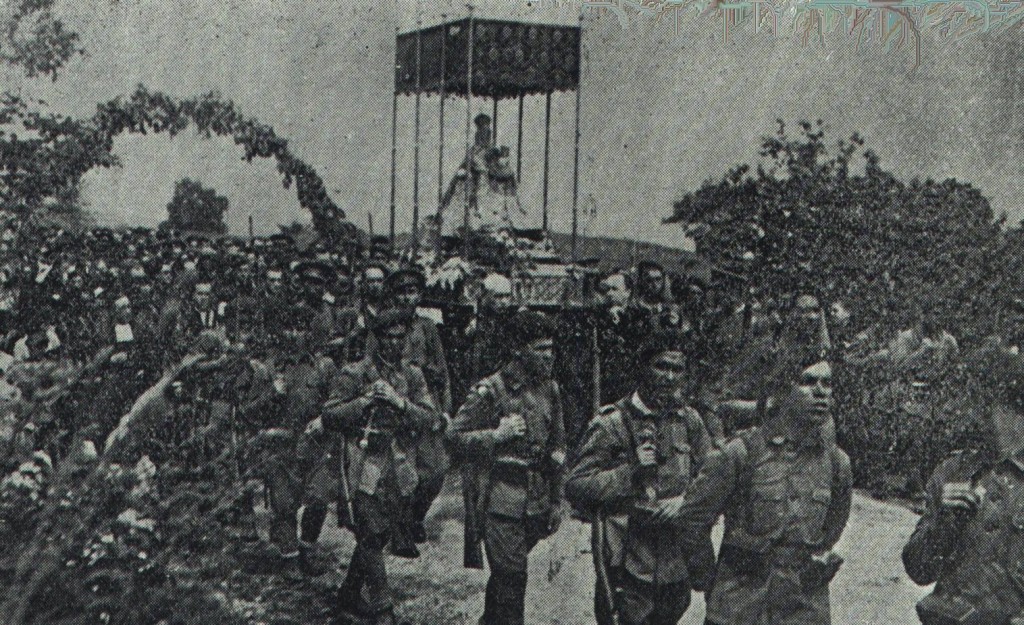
[462,5,475,261]
[492,97,498,143]
[541,91,551,233]
[436,15,447,257]
[570,18,583,264]
[516,93,524,184]
[412,11,423,257]
[437,14,447,207]
[389,27,399,247]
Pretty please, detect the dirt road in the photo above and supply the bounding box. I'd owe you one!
[317,482,927,625]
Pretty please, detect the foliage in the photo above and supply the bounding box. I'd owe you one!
[0,0,81,79]
[668,120,1005,336]
[160,178,229,235]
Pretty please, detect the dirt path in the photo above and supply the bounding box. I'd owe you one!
[317,481,928,625]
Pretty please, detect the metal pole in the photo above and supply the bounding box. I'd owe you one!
[389,25,400,246]
[492,97,498,143]
[516,93,524,184]
[570,17,583,264]
[437,15,447,207]
[541,91,551,233]
[412,12,423,256]
[462,6,475,260]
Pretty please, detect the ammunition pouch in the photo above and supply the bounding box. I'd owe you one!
[718,544,768,581]
[916,593,1000,625]
[492,457,531,488]
[361,428,392,454]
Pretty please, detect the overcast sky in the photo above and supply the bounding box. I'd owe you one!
[2,0,1020,251]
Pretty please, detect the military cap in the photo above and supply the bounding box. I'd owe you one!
[636,260,665,276]
[370,308,414,336]
[385,267,426,293]
[506,310,556,348]
[295,260,332,285]
[635,328,689,368]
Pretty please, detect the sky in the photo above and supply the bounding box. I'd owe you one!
[1,0,1021,251]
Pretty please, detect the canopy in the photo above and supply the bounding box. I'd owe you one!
[395,18,580,100]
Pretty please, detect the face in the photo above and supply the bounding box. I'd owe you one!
[599,274,630,308]
[779,361,833,427]
[791,295,822,337]
[363,268,385,299]
[515,338,555,379]
[640,269,664,299]
[641,350,686,407]
[193,285,212,310]
[377,325,408,362]
[266,271,284,295]
[394,285,422,310]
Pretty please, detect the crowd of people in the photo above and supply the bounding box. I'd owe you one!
[1,218,1022,625]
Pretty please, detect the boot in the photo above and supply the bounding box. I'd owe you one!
[280,552,304,582]
[299,543,330,577]
[409,521,427,544]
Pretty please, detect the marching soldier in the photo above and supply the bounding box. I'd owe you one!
[667,350,852,625]
[383,267,452,542]
[903,336,1024,625]
[320,309,441,624]
[447,310,567,625]
[263,305,337,576]
[566,329,715,625]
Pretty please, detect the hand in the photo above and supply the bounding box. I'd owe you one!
[304,417,324,437]
[636,442,657,467]
[273,374,287,395]
[495,414,527,443]
[648,494,686,524]
[110,351,128,364]
[372,380,405,410]
[940,482,981,517]
[547,501,566,536]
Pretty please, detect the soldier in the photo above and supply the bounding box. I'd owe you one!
[447,310,567,625]
[320,309,441,624]
[566,329,715,625]
[902,336,1024,625]
[383,267,451,543]
[263,305,337,577]
[667,350,852,625]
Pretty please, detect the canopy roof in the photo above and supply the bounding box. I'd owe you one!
[395,18,580,100]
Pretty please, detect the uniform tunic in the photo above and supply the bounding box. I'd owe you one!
[567,392,712,585]
[904,444,1024,623]
[448,361,566,526]
[679,425,852,625]
[321,354,438,536]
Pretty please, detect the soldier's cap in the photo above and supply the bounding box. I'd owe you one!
[636,260,665,276]
[506,310,556,349]
[474,113,491,126]
[635,329,690,368]
[370,308,414,336]
[386,267,426,293]
[295,260,332,285]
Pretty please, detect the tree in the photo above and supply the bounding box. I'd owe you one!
[666,119,1005,338]
[159,178,228,235]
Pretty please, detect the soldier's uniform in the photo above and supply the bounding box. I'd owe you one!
[321,347,440,618]
[447,359,567,625]
[678,425,852,625]
[566,392,714,625]
[903,441,1024,624]
[265,345,336,558]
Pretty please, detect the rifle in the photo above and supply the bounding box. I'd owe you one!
[592,509,620,625]
[337,433,356,529]
[462,463,484,569]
